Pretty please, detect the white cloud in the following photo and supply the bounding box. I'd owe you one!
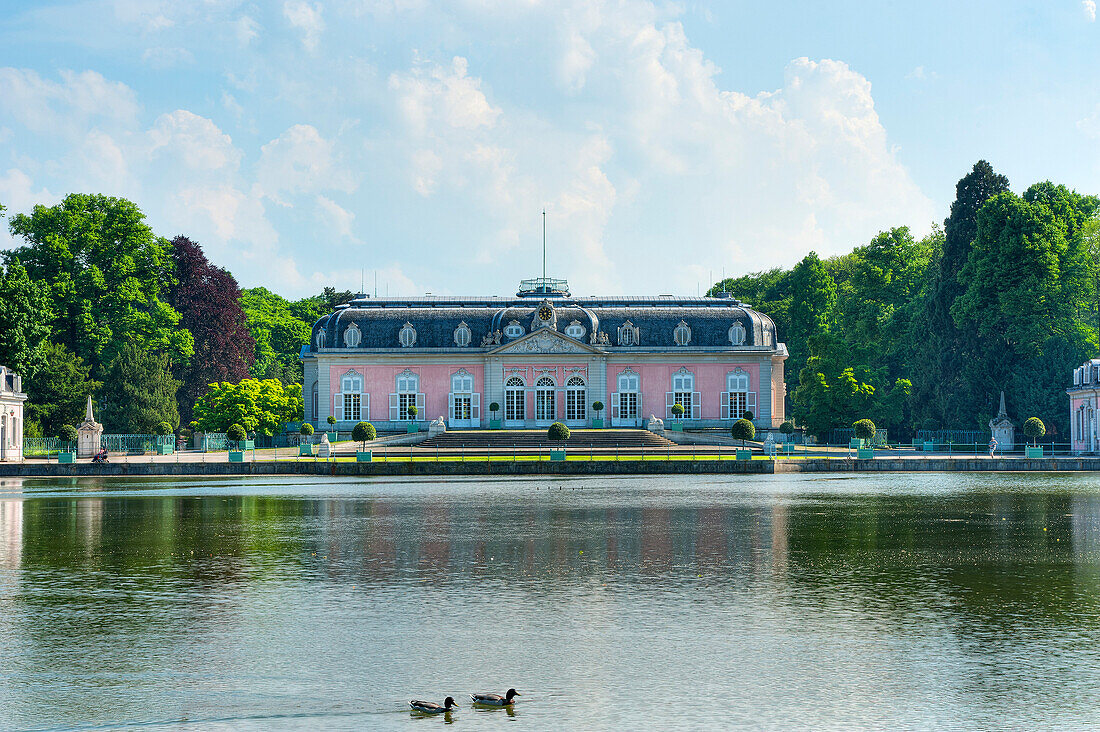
[141,47,195,68]
[389,56,500,134]
[0,68,139,136]
[1084,0,1096,22]
[284,1,325,51]
[316,195,357,239]
[0,169,59,248]
[256,124,355,203]
[147,110,241,171]
[234,14,260,44]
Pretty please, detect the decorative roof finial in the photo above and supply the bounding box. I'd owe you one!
[998,391,1007,417]
[85,394,95,422]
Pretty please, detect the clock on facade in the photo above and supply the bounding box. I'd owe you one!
[538,305,553,321]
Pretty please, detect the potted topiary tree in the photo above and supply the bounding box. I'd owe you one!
[489,402,501,430]
[853,419,876,458]
[59,424,78,463]
[779,420,794,444]
[1023,417,1046,458]
[670,403,685,431]
[353,421,376,462]
[326,415,338,442]
[731,418,755,460]
[547,421,570,461]
[406,405,419,433]
[592,401,604,428]
[299,423,316,456]
[154,421,174,454]
[227,423,247,462]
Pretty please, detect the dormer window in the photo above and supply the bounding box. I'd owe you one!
[343,323,362,348]
[315,330,326,349]
[399,322,417,348]
[504,320,524,339]
[565,320,586,340]
[618,321,639,346]
[729,321,746,346]
[673,320,691,346]
[454,322,472,347]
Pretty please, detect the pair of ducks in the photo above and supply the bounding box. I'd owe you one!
[410,688,520,714]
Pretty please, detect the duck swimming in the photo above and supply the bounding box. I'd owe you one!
[471,688,520,706]
[409,696,458,714]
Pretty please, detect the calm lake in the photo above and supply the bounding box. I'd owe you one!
[2,473,1100,731]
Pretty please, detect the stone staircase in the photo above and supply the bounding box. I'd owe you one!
[416,428,675,449]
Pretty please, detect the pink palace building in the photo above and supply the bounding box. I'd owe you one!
[300,277,788,432]
[1069,359,1100,452]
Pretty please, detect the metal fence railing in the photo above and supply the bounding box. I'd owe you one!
[916,429,990,445]
[824,428,889,447]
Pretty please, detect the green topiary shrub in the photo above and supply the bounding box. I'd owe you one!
[592,401,604,414]
[327,415,336,426]
[353,421,376,447]
[407,405,418,420]
[853,419,876,442]
[60,424,78,445]
[742,410,754,421]
[226,423,246,443]
[671,403,685,421]
[731,418,755,445]
[300,423,314,436]
[779,420,794,435]
[155,421,173,436]
[489,402,500,415]
[548,422,570,442]
[1023,417,1046,445]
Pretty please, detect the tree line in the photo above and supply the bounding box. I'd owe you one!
[710,161,1100,440]
[0,194,358,437]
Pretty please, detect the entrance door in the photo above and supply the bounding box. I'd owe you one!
[612,371,641,427]
[504,376,526,427]
[450,371,475,428]
[535,377,556,425]
[565,376,587,426]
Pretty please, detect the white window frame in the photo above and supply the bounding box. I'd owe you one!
[729,321,746,346]
[399,322,417,348]
[390,370,423,421]
[449,369,479,425]
[504,320,524,339]
[565,321,586,340]
[612,370,641,424]
[535,376,556,423]
[454,322,472,347]
[666,369,699,419]
[721,370,756,421]
[565,376,587,423]
[505,375,525,423]
[336,370,366,422]
[673,320,691,346]
[343,323,362,348]
[315,330,326,349]
[618,321,639,346]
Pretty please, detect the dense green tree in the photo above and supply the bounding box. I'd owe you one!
[99,343,181,433]
[192,378,303,436]
[786,253,836,377]
[239,287,313,383]
[5,194,194,374]
[169,236,255,424]
[24,342,101,438]
[0,258,52,380]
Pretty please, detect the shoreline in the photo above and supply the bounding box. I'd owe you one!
[4,456,1100,477]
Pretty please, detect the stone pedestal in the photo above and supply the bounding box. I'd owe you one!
[317,432,332,458]
[989,391,1015,452]
[76,395,103,458]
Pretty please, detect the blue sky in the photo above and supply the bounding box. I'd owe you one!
[0,0,1097,299]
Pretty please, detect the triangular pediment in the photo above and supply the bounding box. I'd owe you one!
[489,328,605,355]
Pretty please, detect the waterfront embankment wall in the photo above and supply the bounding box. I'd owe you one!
[5,457,1100,478]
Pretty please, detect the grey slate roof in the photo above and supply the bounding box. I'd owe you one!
[306,294,780,353]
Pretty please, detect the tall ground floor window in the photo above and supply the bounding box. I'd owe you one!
[505,376,525,422]
[566,376,586,422]
[536,377,556,422]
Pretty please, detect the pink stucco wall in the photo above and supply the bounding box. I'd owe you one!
[609,362,761,419]
[329,363,485,421]
[1070,393,1094,450]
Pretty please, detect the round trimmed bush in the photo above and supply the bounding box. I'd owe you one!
[327,415,336,426]
[226,424,246,442]
[300,423,314,436]
[547,422,570,442]
[60,424,78,445]
[155,421,173,436]
[352,421,376,445]
[671,403,685,419]
[1023,417,1046,445]
[853,419,876,442]
[406,405,418,420]
[592,401,604,413]
[489,401,500,414]
[779,420,795,435]
[742,410,754,421]
[731,418,755,444]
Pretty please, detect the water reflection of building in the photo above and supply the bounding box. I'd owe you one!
[0,499,22,570]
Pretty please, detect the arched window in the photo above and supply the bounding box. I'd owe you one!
[729,321,746,346]
[504,320,524,339]
[618,320,639,346]
[391,370,421,421]
[399,322,417,348]
[343,323,362,348]
[668,368,696,419]
[505,375,525,422]
[673,320,691,346]
[566,375,586,422]
[337,370,365,422]
[723,370,755,421]
[315,330,326,349]
[453,321,472,347]
[536,376,556,422]
[565,320,586,340]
